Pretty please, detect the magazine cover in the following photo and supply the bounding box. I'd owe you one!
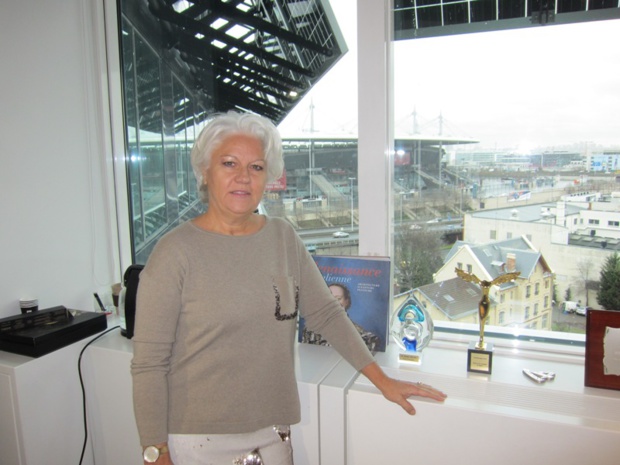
[298,255,391,352]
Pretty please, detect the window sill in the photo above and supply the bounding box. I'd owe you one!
[356,339,620,428]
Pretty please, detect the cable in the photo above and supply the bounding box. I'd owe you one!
[77,325,121,465]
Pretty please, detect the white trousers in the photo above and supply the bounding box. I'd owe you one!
[168,425,294,465]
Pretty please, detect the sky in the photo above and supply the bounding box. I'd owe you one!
[278,2,620,152]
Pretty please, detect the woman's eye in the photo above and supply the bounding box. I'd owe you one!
[252,164,265,171]
[222,160,235,167]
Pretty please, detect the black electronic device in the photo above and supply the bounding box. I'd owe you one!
[0,305,107,357]
[121,264,144,339]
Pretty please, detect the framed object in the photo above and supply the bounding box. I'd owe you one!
[585,309,620,391]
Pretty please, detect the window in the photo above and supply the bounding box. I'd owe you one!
[114,0,620,344]
[392,15,620,341]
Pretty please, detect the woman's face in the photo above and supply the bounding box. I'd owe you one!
[202,133,268,218]
[329,285,350,310]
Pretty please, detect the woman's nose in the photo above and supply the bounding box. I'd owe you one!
[235,168,250,183]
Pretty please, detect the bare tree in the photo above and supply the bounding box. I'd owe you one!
[576,257,594,306]
[394,225,445,293]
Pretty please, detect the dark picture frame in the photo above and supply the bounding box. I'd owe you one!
[585,309,620,391]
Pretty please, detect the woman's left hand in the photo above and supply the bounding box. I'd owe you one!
[361,362,447,415]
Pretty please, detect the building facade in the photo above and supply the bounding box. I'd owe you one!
[425,237,554,331]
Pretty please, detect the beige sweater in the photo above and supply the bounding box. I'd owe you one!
[131,217,374,445]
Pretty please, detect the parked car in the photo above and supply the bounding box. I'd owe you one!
[333,230,349,238]
[576,306,590,316]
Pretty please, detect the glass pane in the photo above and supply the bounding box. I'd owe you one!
[277,0,358,257]
[134,36,166,243]
[392,19,620,337]
[173,78,190,212]
[121,20,143,247]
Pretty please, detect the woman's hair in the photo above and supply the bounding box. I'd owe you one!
[190,110,284,203]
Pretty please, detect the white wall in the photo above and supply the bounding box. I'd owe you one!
[0,0,120,319]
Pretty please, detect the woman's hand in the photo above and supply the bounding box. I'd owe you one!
[361,362,447,415]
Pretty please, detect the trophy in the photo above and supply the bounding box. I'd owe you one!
[455,268,520,374]
[390,294,433,364]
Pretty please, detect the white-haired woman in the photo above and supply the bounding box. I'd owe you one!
[131,111,446,465]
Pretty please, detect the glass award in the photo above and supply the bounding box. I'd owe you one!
[390,294,433,364]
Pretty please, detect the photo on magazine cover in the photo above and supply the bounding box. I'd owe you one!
[299,255,391,352]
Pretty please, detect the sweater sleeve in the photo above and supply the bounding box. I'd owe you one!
[130,231,186,446]
[293,234,375,371]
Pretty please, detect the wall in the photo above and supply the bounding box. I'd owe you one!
[0,0,119,319]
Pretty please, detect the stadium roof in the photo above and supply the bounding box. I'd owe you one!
[122,0,346,130]
[394,0,620,40]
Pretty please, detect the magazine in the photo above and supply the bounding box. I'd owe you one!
[298,255,391,352]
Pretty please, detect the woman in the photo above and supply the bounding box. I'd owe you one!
[131,111,447,465]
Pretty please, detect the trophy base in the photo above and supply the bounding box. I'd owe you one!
[467,341,493,374]
[398,350,423,365]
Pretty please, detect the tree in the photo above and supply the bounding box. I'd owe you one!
[394,225,444,293]
[597,252,620,311]
[576,258,594,306]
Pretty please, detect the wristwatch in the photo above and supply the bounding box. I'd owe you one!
[143,444,169,463]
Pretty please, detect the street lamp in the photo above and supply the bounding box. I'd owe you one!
[349,177,356,231]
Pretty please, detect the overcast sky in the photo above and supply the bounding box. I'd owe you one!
[278,2,620,152]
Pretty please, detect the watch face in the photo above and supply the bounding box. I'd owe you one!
[143,446,160,463]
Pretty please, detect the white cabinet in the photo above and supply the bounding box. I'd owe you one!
[0,372,21,465]
[0,341,98,465]
[344,344,620,465]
